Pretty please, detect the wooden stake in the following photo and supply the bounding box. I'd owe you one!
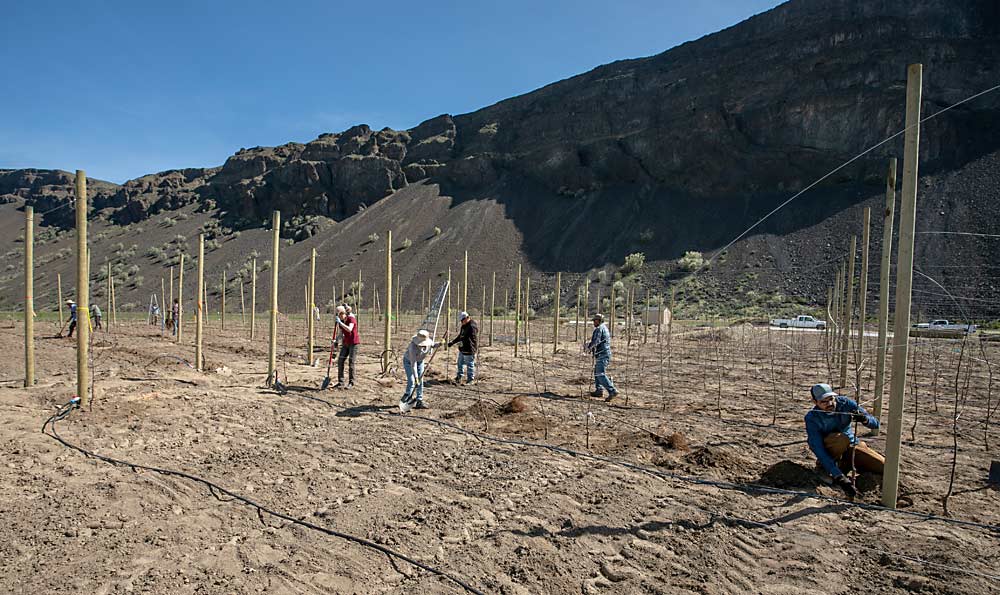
[883,64,922,509]
[57,273,64,328]
[239,274,246,326]
[24,206,34,387]
[384,231,392,372]
[221,269,226,330]
[874,158,898,421]
[268,212,280,384]
[525,275,531,344]
[575,286,581,342]
[178,255,184,343]
[514,264,521,357]
[196,234,205,372]
[833,262,843,373]
[251,258,257,340]
[446,267,452,347]
[489,271,496,346]
[553,272,561,354]
[75,171,90,407]
[840,235,857,387]
[857,207,871,395]
[160,277,166,331]
[308,248,316,365]
[463,250,468,312]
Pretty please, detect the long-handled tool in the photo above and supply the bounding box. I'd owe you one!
[321,325,339,390]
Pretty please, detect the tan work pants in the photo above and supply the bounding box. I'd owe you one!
[823,433,885,474]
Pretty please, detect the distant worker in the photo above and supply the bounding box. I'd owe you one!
[334,304,360,388]
[171,299,180,336]
[91,304,103,330]
[448,311,478,384]
[401,330,442,410]
[150,304,160,326]
[806,383,883,500]
[63,300,78,338]
[585,313,618,401]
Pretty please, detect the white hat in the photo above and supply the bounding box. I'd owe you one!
[65,299,75,305]
[412,329,435,347]
[336,305,346,315]
[459,311,469,321]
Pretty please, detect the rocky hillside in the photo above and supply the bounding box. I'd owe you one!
[1,0,999,320]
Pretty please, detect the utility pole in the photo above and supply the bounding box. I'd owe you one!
[883,64,922,509]
[874,158,898,421]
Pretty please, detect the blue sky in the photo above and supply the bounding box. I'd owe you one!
[0,0,782,183]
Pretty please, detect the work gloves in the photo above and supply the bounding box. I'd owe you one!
[851,412,868,423]
[834,475,858,499]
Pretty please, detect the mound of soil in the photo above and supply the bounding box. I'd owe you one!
[502,396,530,414]
[683,446,746,473]
[759,460,823,489]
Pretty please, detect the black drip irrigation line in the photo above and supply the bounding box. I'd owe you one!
[277,387,1000,537]
[40,401,487,595]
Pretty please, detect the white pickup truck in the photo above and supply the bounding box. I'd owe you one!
[770,315,827,330]
[914,319,977,333]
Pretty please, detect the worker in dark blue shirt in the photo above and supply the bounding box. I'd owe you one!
[805,383,884,499]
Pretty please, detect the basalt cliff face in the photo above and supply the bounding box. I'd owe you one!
[2,0,999,316]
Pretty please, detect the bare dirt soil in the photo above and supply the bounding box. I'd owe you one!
[1,315,998,594]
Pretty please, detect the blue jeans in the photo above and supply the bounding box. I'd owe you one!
[403,357,426,402]
[594,354,617,394]
[456,352,475,381]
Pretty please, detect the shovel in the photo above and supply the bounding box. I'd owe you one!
[320,327,339,390]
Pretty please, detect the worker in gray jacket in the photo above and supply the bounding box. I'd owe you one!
[585,313,618,401]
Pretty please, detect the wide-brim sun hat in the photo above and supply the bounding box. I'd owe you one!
[412,329,435,347]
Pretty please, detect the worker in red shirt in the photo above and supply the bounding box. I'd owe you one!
[334,305,360,388]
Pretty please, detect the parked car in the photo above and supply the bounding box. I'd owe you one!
[913,319,977,333]
[770,315,826,330]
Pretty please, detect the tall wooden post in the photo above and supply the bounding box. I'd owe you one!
[160,277,166,330]
[250,258,257,340]
[57,273,64,328]
[489,271,496,346]
[308,248,316,365]
[874,158,898,421]
[525,276,531,344]
[268,211,280,384]
[220,269,226,330]
[825,285,833,356]
[106,261,112,331]
[446,267,452,347]
[426,278,431,311]
[357,269,362,314]
[514,264,521,357]
[857,207,871,393]
[832,262,843,372]
[384,232,392,372]
[239,274,246,326]
[195,234,205,372]
[463,250,468,312]
[75,171,90,407]
[24,206,34,387]
[169,266,174,318]
[597,283,617,339]
[583,278,590,321]
[839,235,857,387]
[177,255,184,343]
[883,64,922,509]
[553,272,561,353]
[575,286,581,342]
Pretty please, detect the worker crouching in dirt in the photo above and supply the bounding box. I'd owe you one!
[449,311,478,384]
[402,330,442,409]
[585,313,618,401]
[806,383,884,499]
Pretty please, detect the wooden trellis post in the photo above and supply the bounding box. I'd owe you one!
[874,158,898,421]
[514,264,521,357]
[75,171,90,407]
[553,272,561,353]
[196,234,205,372]
[267,212,280,384]
[24,206,34,387]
